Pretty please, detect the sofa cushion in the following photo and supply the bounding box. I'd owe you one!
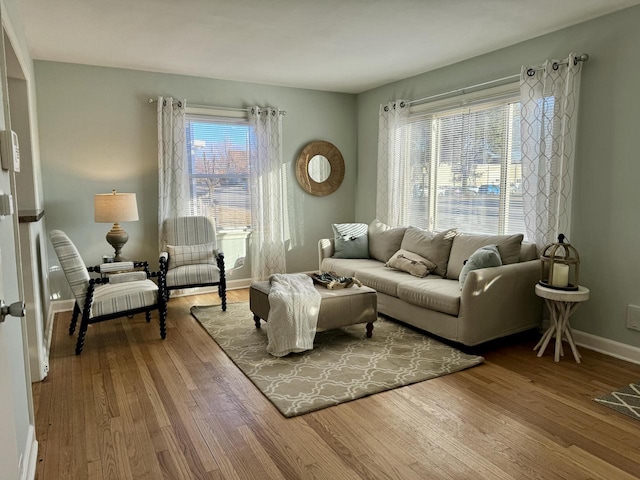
[520,243,538,261]
[397,277,461,316]
[354,264,413,298]
[447,233,523,280]
[332,223,369,259]
[368,219,407,263]
[459,245,502,289]
[386,249,436,278]
[400,227,457,277]
[321,258,381,278]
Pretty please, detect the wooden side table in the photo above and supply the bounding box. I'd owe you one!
[534,284,589,363]
[89,261,150,278]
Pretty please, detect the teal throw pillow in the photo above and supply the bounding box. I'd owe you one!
[459,245,502,289]
[332,223,369,259]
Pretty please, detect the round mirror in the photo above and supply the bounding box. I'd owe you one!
[295,141,345,196]
[308,155,331,183]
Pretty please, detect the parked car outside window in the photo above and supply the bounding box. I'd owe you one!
[478,184,500,195]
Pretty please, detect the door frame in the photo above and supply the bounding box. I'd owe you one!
[0,4,39,479]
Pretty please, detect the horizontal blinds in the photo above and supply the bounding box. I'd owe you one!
[185,113,251,231]
[405,94,526,237]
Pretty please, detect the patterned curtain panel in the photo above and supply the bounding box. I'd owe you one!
[520,55,582,249]
[248,106,287,281]
[376,100,410,226]
[157,96,189,248]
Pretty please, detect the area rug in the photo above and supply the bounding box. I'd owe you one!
[191,302,484,417]
[593,382,640,421]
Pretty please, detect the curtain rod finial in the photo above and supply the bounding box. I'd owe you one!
[574,54,589,65]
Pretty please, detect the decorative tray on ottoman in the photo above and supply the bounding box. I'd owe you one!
[310,271,362,289]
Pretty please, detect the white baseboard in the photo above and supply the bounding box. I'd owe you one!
[51,297,640,366]
[49,299,76,315]
[227,278,253,290]
[169,278,253,297]
[21,425,38,480]
[47,278,255,307]
[43,299,76,376]
[572,329,640,365]
[171,274,315,297]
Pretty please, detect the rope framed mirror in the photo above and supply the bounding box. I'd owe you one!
[295,140,345,196]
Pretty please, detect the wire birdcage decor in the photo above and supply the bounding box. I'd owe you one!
[539,234,580,291]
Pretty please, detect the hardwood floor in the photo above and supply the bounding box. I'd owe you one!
[34,289,640,479]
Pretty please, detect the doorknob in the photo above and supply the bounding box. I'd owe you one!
[0,300,25,323]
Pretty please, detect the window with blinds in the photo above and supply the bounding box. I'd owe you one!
[185,113,251,231]
[405,90,525,237]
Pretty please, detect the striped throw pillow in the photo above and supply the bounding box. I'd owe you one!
[167,243,216,269]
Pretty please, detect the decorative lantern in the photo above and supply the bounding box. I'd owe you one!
[539,234,580,291]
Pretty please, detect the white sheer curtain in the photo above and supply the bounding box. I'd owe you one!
[520,54,582,249]
[157,96,189,247]
[248,106,287,280]
[376,100,410,226]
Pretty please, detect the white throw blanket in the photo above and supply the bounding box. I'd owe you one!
[267,273,322,357]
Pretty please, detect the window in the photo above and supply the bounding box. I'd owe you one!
[185,112,251,231]
[404,86,525,237]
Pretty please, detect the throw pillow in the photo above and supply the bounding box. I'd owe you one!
[400,227,457,277]
[458,245,502,289]
[332,223,369,259]
[167,243,216,268]
[446,233,524,280]
[368,219,407,263]
[386,249,436,278]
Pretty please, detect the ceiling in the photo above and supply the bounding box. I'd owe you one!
[19,0,640,94]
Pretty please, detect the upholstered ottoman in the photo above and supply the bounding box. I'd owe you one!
[250,281,378,337]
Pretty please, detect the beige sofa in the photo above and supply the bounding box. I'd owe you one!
[319,227,542,346]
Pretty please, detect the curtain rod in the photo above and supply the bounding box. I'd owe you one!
[147,98,286,115]
[406,53,589,107]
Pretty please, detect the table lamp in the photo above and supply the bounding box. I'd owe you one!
[94,190,139,262]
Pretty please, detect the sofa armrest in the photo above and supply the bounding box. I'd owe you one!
[318,238,335,271]
[458,259,542,345]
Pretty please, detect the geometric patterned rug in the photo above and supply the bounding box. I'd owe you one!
[593,382,640,421]
[191,302,484,417]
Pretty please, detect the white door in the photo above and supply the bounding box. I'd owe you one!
[0,197,29,480]
[0,163,31,480]
[0,6,36,478]
[0,291,21,480]
[0,148,32,480]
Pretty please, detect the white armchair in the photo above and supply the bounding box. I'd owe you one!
[50,230,167,355]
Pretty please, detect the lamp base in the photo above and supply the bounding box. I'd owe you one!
[106,223,129,262]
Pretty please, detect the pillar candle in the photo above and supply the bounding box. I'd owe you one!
[551,263,569,287]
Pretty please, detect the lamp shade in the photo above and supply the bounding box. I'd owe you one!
[94,191,139,223]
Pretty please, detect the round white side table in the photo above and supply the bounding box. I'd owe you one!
[534,284,589,363]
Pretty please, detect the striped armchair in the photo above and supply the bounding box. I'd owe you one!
[49,230,167,354]
[159,216,227,310]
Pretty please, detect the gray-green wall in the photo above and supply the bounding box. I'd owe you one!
[37,5,640,349]
[35,62,357,298]
[356,5,640,348]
